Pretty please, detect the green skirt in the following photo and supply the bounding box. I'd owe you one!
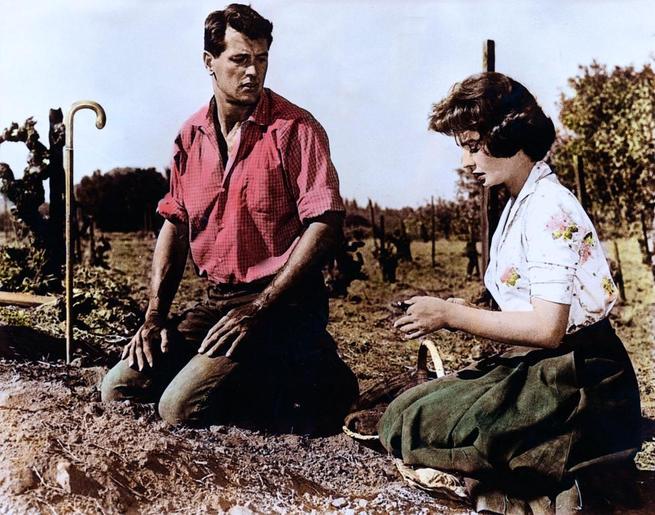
[378,318,641,498]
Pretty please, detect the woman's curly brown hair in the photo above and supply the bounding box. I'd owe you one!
[429,72,555,161]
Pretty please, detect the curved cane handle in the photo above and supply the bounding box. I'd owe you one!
[65,101,106,149]
[64,100,106,364]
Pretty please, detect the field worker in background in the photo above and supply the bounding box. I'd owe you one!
[464,233,479,280]
[101,3,358,435]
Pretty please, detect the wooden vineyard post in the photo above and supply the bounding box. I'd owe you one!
[574,156,591,215]
[88,217,96,266]
[431,196,436,267]
[613,241,626,302]
[483,39,495,73]
[368,199,378,251]
[379,214,387,281]
[48,108,66,272]
[64,101,106,364]
[640,210,655,281]
[2,195,9,243]
[480,39,500,281]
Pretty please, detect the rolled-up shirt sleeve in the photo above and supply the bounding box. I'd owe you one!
[525,194,585,305]
[157,134,188,225]
[281,117,344,222]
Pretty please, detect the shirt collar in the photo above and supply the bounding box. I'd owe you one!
[513,160,553,205]
[201,88,272,129]
[495,161,554,246]
[246,88,271,126]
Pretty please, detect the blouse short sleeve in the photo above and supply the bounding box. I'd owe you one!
[524,187,588,305]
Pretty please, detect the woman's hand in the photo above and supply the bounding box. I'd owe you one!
[393,296,452,339]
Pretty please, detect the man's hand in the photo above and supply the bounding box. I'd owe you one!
[393,296,453,339]
[198,303,264,358]
[121,313,169,371]
[195,212,341,360]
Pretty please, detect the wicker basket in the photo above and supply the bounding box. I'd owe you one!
[343,339,445,441]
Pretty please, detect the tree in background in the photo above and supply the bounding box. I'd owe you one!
[550,62,655,246]
[76,167,168,233]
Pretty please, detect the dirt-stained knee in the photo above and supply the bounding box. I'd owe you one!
[99,365,125,403]
[157,388,193,426]
[99,359,155,404]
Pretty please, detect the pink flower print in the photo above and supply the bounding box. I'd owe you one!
[601,276,617,300]
[546,212,578,240]
[500,266,520,287]
[579,231,595,264]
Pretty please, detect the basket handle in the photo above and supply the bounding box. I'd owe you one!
[417,339,445,379]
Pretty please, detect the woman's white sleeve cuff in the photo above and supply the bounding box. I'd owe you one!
[528,263,574,305]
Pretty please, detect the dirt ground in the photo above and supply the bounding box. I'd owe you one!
[0,236,653,514]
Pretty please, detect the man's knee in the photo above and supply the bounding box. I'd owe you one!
[158,354,239,426]
[157,386,196,426]
[100,359,154,403]
[100,361,128,402]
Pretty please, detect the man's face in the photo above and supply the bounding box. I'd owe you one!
[205,27,269,107]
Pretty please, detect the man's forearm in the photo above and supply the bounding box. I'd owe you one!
[146,220,189,319]
[254,212,342,311]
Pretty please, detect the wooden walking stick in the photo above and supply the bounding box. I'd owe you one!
[431,195,436,268]
[480,39,500,278]
[64,101,106,364]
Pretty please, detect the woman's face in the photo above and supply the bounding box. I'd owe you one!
[458,130,515,188]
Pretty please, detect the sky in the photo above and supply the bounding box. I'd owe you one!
[0,0,653,208]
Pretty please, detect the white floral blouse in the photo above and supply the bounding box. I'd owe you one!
[485,161,617,334]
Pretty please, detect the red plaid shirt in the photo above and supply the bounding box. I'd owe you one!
[157,89,344,285]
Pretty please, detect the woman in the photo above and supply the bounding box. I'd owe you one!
[379,72,641,511]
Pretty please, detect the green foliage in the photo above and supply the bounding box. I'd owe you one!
[63,267,142,335]
[0,241,142,355]
[76,167,168,232]
[551,62,655,232]
[0,244,57,293]
[0,306,31,326]
[24,265,142,355]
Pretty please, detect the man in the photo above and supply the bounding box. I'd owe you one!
[101,4,358,435]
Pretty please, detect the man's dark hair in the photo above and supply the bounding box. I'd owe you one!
[429,72,555,161]
[204,4,273,57]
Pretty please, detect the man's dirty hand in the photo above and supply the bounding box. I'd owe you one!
[121,313,169,371]
[198,303,264,359]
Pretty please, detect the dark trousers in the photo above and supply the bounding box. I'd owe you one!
[101,277,358,435]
